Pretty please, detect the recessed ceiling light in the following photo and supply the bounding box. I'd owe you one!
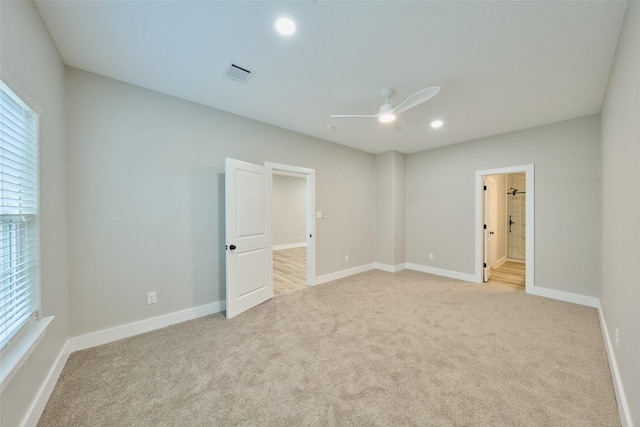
[431,119,444,129]
[275,17,296,36]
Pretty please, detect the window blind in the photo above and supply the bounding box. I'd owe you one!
[0,80,39,349]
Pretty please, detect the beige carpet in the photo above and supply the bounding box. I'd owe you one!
[38,270,620,426]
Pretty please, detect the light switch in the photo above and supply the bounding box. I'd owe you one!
[316,211,323,219]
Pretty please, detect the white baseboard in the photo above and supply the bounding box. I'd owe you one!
[374,263,407,273]
[506,257,525,264]
[273,243,307,250]
[527,286,598,308]
[598,304,633,427]
[406,263,477,283]
[495,256,507,268]
[70,301,226,352]
[313,264,375,286]
[22,340,70,427]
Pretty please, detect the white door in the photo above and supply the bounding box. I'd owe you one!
[483,177,497,282]
[225,158,273,318]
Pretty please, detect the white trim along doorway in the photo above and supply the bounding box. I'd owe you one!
[265,162,316,286]
[475,165,534,293]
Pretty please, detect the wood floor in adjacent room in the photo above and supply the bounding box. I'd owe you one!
[487,261,525,289]
[273,247,307,295]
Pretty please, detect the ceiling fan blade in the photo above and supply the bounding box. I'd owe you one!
[392,86,441,115]
[329,114,380,118]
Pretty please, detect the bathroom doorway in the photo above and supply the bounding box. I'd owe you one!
[488,172,526,289]
[476,165,534,292]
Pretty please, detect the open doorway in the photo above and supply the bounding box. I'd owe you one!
[483,173,526,289]
[476,165,534,293]
[272,172,307,294]
[265,162,316,295]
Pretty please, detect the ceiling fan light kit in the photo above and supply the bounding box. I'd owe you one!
[378,114,396,123]
[378,102,396,123]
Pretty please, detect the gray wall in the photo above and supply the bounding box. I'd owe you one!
[0,1,69,426]
[393,152,406,266]
[406,115,601,297]
[273,174,307,247]
[375,151,406,268]
[600,2,640,424]
[66,68,375,337]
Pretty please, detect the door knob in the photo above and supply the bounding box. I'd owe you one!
[229,244,236,250]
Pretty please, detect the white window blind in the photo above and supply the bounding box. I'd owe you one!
[0,80,39,350]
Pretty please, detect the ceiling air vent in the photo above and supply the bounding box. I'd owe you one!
[223,62,255,84]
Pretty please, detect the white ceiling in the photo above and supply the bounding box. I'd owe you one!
[35,1,627,154]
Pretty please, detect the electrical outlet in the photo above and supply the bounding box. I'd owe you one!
[344,255,349,262]
[429,253,434,260]
[147,292,157,305]
[615,329,619,349]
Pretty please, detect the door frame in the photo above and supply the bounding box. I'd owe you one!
[265,162,316,286]
[475,165,534,293]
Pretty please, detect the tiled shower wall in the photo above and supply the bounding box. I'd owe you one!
[507,173,526,260]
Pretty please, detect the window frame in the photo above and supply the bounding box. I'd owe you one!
[0,67,53,393]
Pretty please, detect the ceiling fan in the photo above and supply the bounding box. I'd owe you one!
[330,86,441,124]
